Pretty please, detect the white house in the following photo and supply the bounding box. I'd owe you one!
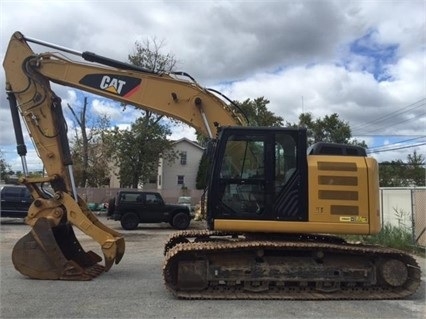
[157,138,204,192]
[109,137,205,193]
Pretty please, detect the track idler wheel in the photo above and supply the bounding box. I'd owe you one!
[12,218,104,280]
[379,259,409,287]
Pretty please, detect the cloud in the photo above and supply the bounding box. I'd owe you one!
[1,0,425,170]
[91,99,124,120]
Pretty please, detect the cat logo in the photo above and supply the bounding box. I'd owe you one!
[79,74,141,97]
[100,76,126,94]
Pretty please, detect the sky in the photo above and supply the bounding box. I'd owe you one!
[0,0,425,172]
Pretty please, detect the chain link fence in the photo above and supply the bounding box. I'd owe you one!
[380,187,426,248]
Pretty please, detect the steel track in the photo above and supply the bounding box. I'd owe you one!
[163,231,421,300]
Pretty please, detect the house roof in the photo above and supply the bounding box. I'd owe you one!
[171,137,204,150]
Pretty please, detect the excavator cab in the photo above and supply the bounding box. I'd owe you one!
[207,126,308,228]
[206,126,381,236]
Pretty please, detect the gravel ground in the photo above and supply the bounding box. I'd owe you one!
[0,216,425,319]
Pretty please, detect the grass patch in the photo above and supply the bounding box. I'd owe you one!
[364,224,413,250]
[345,223,425,256]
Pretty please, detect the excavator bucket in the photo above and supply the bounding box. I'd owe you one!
[12,218,105,280]
[11,191,125,281]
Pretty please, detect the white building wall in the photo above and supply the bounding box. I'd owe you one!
[109,138,203,191]
[158,139,204,192]
[380,188,414,228]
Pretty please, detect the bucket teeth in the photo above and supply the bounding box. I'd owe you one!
[60,261,93,281]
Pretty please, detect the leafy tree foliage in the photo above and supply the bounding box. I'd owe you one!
[196,97,283,145]
[0,150,12,181]
[68,97,112,187]
[235,97,284,127]
[379,159,406,187]
[128,37,176,73]
[289,112,367,147]
[106,115,176,188]
[406,151,425,186]
[379,151,425,187]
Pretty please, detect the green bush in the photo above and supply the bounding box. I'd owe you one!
[362,223,413,250]
[345,223,422,254]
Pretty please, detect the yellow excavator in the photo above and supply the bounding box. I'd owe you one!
[3,31,421,299]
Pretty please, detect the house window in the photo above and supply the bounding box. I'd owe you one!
[180,151,187,165]
[177,175,185,185]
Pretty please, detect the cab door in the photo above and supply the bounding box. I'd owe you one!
[208,127,308,223]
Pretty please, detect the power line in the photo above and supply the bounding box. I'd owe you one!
[353,99,424,131]
[368,135,426,149]
[368,141,426,154]
[365,112,425,135]
[351,98,425,132]
[353,134,425,137]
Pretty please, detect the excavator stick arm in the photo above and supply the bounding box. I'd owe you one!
[3,31,242,280]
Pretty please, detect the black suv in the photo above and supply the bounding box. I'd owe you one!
[108,191,192,230]
[0,185,32,218]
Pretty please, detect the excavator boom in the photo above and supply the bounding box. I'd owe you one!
[3,31,243,280]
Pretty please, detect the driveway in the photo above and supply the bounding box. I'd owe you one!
[1,217,424,319]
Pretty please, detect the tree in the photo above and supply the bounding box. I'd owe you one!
[68,97,111,187]
[406,151,425,186]
[0,150,12,181]
[105,37,180,188]
[379,151,425,187]
[196,97,284,146]
[379,160,407,187]
[289,112,367,147]
[127,37,178,125]
[236,97,284,127]
[128,37,177,73]
[107,115,176,188]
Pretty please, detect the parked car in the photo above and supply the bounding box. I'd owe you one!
[108,191,192,230]
[0,185,32,218]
